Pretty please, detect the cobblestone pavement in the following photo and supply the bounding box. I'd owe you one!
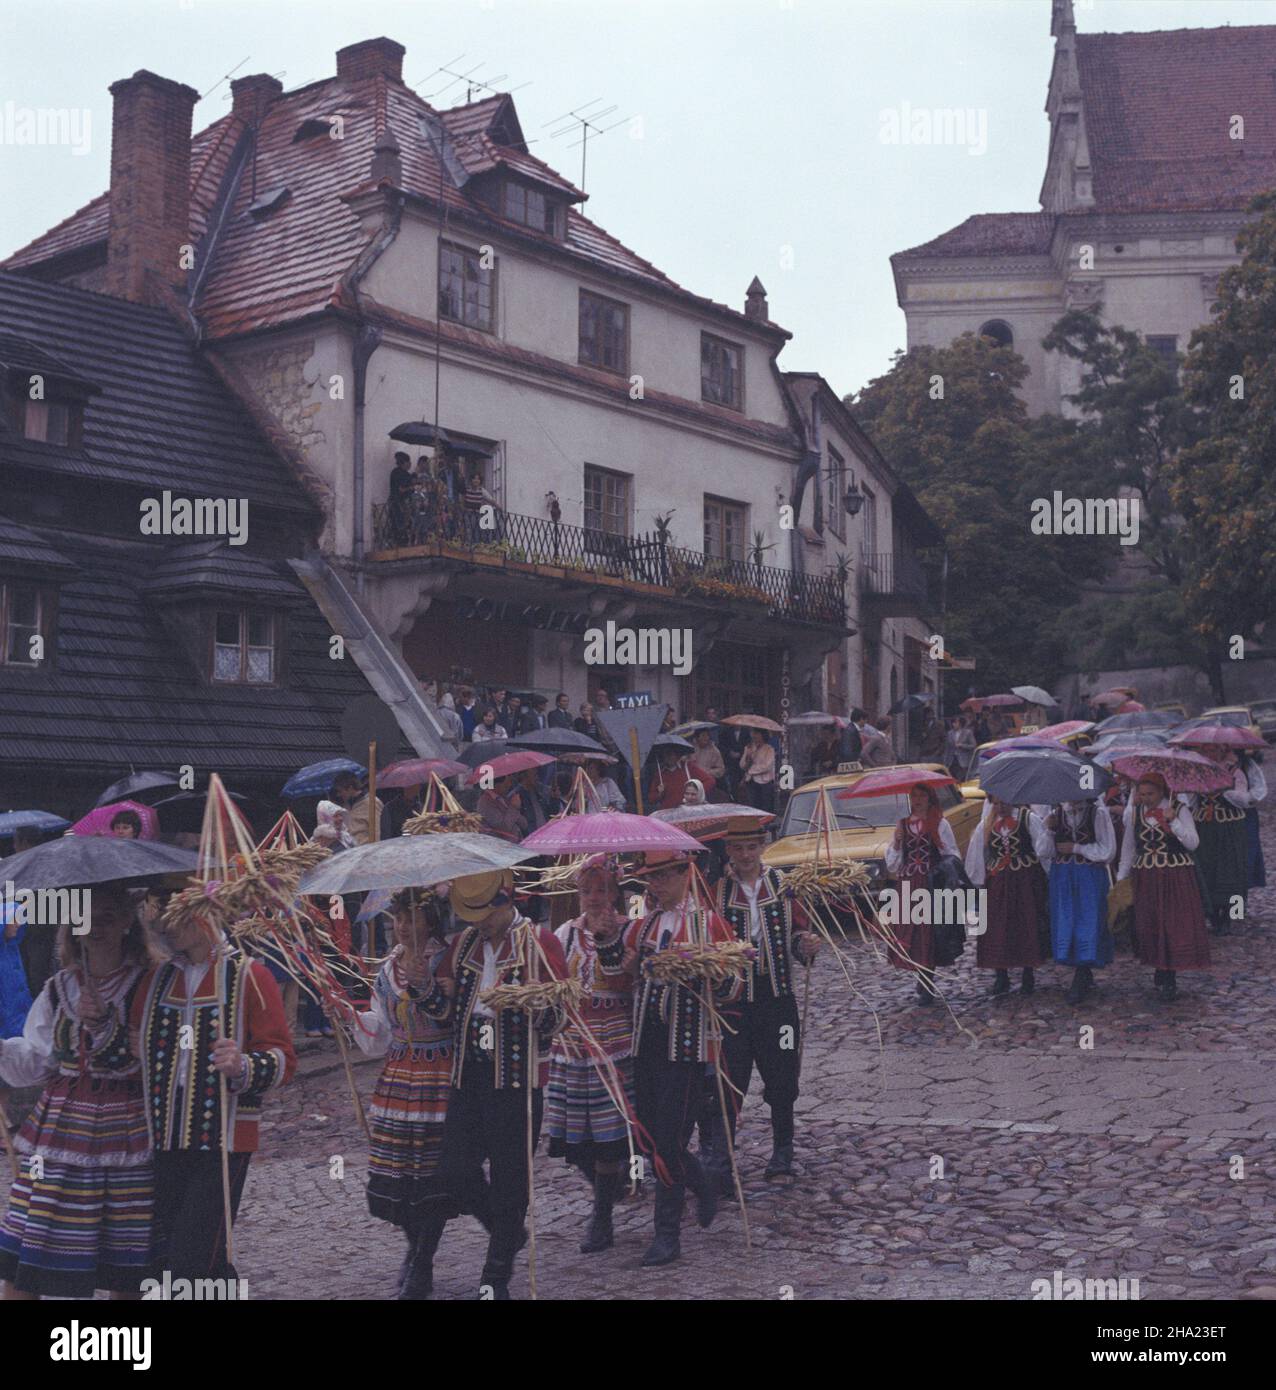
[235,807,1276,1301]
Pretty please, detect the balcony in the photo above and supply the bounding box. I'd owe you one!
[369,503,847,628]
[859,550,929,620]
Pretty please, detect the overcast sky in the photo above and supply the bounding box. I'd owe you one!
[3,0,1274,397]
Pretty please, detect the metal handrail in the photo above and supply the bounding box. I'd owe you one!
[859,549,928,603]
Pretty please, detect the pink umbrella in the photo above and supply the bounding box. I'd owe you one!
[377,757,467,788]
[980,735,1068,759]
[1093,689,1132,708]
[70,799,160,840]
[521,812,702,855]
[977,693,1023,707]
[1111,750,1233,793]
[1169,725,1265,750]
[464,751,556,786]
[836,767,955,799]
[1116,700,1145,713]
[1037,720,1095,739]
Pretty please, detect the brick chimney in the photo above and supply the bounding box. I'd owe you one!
[104,70,198,305]
[231,73,283,125]
[336,38,405,85]
[744,276,769,322]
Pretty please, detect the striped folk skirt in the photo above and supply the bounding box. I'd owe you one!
[366,1040,453,1226]
[0,1073,153,1296]
[545,1050,635,1166]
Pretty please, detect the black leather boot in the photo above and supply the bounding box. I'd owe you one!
[640,1184,685,1266]
[1065,966,1092,1005]
[765,1105,796,1178]
[1020,967,1035,995]
[399,1212,445,1300]
[915,971,934,1006]
[1163,970,1179,1001]
[684,1152,718,1229]
[579,1170,621,1254]
[698,1109,734,1196]
[991,970,1011,996]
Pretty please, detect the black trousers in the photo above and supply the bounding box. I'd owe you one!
[436,1058,543,1281]
[633,1045,706,1188]
[150,1150,252,1283]
[716,992,800,1145]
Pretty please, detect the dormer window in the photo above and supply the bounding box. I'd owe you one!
[1,581,49,667]
[503,180,563,237]
[213,608,275,684]
[22,397,79,445]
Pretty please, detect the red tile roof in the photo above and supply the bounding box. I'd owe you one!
[1077,26,1276,212]
[4,71,779,342]
[894,212,1056,261]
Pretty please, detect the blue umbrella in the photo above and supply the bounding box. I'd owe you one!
[281,758,364,799]
[0,810,71,836]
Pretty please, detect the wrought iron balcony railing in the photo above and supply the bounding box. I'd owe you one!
[859,550,929,606]
[370,500,846,627]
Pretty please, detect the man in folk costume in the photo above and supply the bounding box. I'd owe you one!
[1188,747,1253,934]
[623,850,740,1267]
[131,911,295,1282]
[1117,775,1210,1001]
[883,784,962,1006]
[352,886,458,1300]
[545,856,636,1254]
[421,869,567,1300]
[1045,798,1116,1004]
[964,798,1052,996]
[703,817,819,1184]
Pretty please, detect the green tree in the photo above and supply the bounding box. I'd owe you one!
[849,333,1112,698]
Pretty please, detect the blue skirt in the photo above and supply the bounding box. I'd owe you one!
[1245,808,1266,889]
[1049,861,1113,967]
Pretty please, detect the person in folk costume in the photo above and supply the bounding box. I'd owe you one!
[1238,750,1267,896]
[1117,774,1210,1002]
[352,885,458,1300]
[964,797,1051,996]
[131,900,296,1283]
[883,784,962,1006]
[1188,745,1255,934]
[0,885,154,1300]
[1044,798,1116,1004]
[623,850,740,1266]
[702,817,820,1184]
[544,856,636,1254]
[419,869,568,1300]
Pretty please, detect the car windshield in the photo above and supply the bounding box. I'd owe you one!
[782,784,959,834]
[1207,710,1247,726]
[1250,701,1276,716]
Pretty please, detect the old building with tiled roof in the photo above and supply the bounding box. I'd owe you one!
[5,35,941,728]
[891,0,1276,414]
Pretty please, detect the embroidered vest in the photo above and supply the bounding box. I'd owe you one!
[48,968,143,1080]
[900,819,938,880]
[716,868,796,1002]
[1193,790,1244,825]
[1053,803,1098,865]
[988,809,1039,874]
[630,908,723,1065]
[1133,808,1193,869]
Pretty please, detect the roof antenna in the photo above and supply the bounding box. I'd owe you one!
[416,57,531,108]
[545,99,630,194]
[200,55,250,103]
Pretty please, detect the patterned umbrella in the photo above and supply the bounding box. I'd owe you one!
[281,758,364,798]
[1168,724,1265,750]
[1036,720,1096,739]
[651,803,774,839]
[463,750,556,786]
[835,767,955,799]
[70,800,160,841]
[1111,750,1233,793]
[521,812,702,855]
[1088,739,1169,771]
[377,757,467,788]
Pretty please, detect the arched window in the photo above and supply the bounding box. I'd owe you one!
[979,319,1014,349]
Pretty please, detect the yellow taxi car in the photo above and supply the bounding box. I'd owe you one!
[1200,705,1265,740]
[762,763,984,886]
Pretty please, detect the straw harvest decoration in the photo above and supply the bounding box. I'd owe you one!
[403,773,483,836]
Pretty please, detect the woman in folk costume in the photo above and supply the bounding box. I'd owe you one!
[0,884,153,1300]
[623,850,740,1266]
[1189,746,1255,933]
[1117,774,1210,1002]
[1239,751,1267,895]
[1044,798,1116,1004]
[964,798,1051,996]
[353,886,457,1300]
[883,783,962,1006]
[544,856,636,1254]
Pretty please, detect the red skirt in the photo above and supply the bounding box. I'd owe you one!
[977,865,1046,969]
[1131,864,1210,970]
[887,871,934,970]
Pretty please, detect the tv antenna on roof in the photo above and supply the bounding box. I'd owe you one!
[200,56,250,103]
[416,55,531,107]
[545,99,630,194]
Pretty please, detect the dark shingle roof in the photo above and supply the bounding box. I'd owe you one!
[0,272,311,512]
[0,515,79,576]
[894,212,1057,262]
[142,540,309,601]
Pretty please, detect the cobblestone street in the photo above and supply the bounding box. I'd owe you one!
[235,808,1276,1301]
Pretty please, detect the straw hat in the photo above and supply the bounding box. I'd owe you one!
[450,868,516,922]
[723,815,768,844]
[629,849,693,878]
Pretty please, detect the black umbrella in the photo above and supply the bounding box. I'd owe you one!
[458,738,510,768]
[653,734,694,752]
[509,728,606,755]
[979,749,1111,805]
[152,789,256,835]
[0,836,197,891]
[94,771,181,808]
[888,692,933,715]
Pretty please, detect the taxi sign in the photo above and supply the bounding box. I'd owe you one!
[1020,725,1040,734]
[836,761,864,773]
